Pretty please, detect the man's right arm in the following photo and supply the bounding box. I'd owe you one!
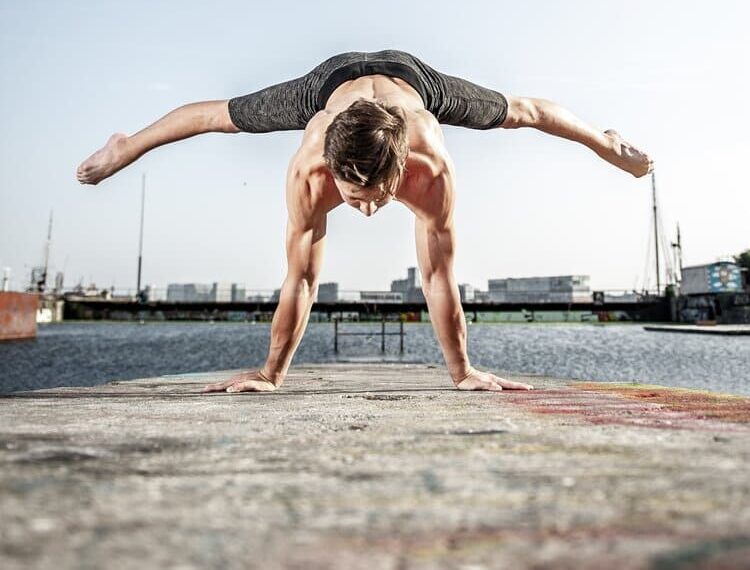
[203,161,328,393]
[260,212,327,387]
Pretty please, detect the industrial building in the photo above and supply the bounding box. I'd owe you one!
[680,262,743,295]
[676,262,749,323]
[488,275,591,303]
[166,283,246,303]
[317,282,339,303]
[391,267,425,303]
[360,291,403,303]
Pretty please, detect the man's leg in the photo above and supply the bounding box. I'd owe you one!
[77,100,238,185]
[500,96,653,178]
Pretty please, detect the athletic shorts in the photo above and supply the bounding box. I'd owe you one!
[228,49,508,133]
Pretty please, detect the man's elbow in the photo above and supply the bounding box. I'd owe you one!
[285,273,319,298]
[502,96,543,129]
[420,271,453,299]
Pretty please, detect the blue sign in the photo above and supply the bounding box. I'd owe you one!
[707,263,743,293]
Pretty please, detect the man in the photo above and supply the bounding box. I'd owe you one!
[77,50,652,393]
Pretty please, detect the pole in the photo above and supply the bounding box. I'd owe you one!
[676,223,683,280]
[399,319,404,353]
[136,173,146,298]
[651,171,661,295]
[381,318,385,352]
[40,210,53,292]
[334,318,338,353]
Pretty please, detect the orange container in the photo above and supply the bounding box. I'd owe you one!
[0,292,39,340]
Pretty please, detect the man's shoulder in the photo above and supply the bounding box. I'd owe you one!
[286,153,340,224]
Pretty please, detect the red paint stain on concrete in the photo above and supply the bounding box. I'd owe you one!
[503,384,750,431]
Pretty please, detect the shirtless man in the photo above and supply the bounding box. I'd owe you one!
[77,50,652,393]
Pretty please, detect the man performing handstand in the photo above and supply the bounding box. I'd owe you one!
[77,50,652,393]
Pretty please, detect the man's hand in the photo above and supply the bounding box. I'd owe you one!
[202,369,278,394]
[454,368,534,391]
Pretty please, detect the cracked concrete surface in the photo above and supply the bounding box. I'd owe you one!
[1,364,749,569]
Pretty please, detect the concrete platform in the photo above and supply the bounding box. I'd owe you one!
[2,364,750,570]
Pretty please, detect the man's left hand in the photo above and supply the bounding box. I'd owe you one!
[202,369,278,394]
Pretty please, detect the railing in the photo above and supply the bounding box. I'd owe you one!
[334,318,405,353]
[48,287,664,304]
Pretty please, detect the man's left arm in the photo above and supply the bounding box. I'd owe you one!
[414,215,471,384]
[414,182,533,391]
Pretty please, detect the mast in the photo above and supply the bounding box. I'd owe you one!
[651,171,661,295]
[136,173,146,298]
[38,210,53,292]
[671,223,683,286]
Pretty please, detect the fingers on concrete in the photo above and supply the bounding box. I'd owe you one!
[202,379,236,393]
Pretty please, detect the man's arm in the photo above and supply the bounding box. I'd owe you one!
[259,213,326,387]
[414,175,533,392]
[204,162,327,393]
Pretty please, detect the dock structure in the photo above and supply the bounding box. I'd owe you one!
[2,364,750,569]
[644,324,750,336]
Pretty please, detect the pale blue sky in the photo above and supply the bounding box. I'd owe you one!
[1,0,748,292]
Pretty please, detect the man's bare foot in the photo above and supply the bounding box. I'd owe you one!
[455,368,534,391]
[76,133,131,185]
[603,129,653,178]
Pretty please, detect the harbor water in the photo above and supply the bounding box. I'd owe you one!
[1,322,748,395]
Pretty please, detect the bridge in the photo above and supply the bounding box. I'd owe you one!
[63,297,670,322]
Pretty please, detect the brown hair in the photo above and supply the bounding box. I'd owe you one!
[323,99,408,192]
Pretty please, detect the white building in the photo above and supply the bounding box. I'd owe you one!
[360,291,403,303]
[459,283,475,302]
[167,283,213,302]
[488,275,591,303]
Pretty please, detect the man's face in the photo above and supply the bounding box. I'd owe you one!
[334,179,394,217]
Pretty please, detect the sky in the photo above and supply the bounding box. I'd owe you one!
[1,0,748,294]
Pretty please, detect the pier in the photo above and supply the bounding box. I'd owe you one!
[644,324,750,336]
[2,364,749,569]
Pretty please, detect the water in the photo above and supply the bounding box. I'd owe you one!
[1,322,748,395]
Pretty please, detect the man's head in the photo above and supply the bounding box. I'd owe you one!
[324,99,408,216]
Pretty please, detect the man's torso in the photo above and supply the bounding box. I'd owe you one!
[290,75,455,224]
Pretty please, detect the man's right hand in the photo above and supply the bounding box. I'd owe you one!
[202,369,279,394]
[455,368,534,391]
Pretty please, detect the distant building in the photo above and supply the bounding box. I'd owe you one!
[488,275,591,303]
[473,289,491,303]
[317,282,339,302]
[167,283,213,302]
[144,285,166,302]
[231,283,246,302]
[458,283,475,302]
[212,282,232,302]
[166,282,246,302]
[360,291,403,303]
[271,289,281,302]
[391,267,425,302]
[681,262,743,295]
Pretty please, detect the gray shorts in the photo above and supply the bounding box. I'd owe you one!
[228,50,508,133]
